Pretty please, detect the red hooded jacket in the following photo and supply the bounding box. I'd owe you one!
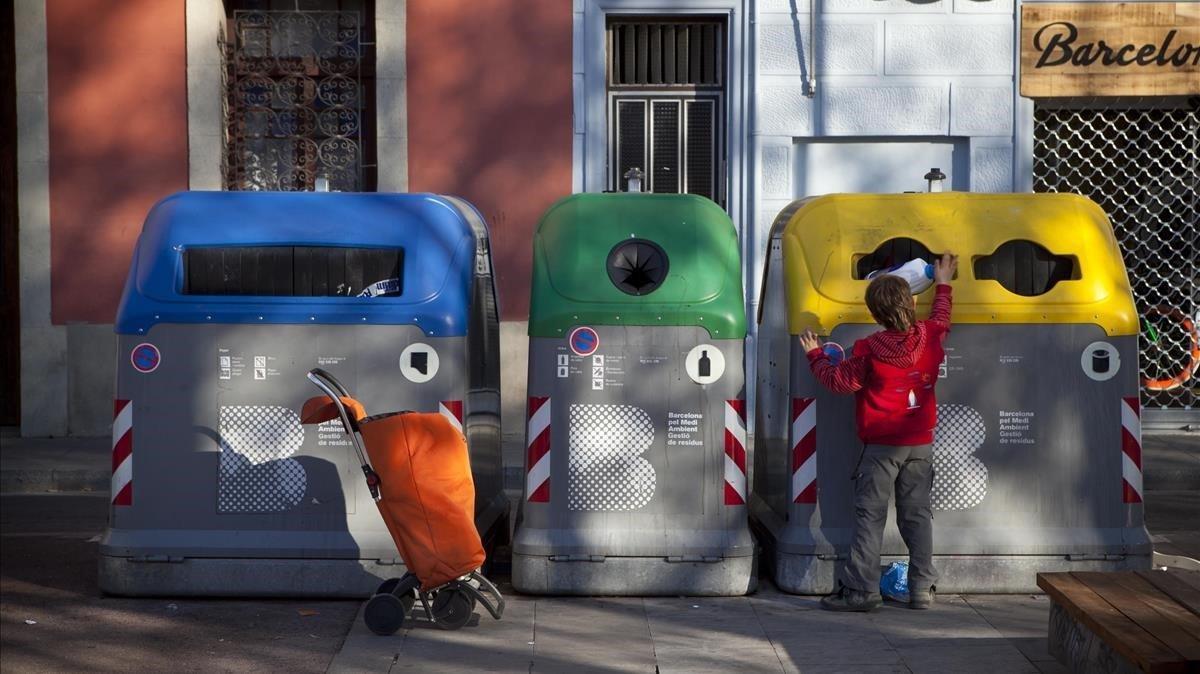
[806,284,953,445]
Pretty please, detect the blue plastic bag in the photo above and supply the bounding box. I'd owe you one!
[881,561,910,602]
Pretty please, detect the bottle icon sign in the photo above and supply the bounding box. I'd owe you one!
[686,344,724,384]
[1092,348,1110,373]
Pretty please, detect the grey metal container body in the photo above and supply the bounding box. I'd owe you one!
[512,326,756,595]
[100,197,505,598]
[753,228,1152,594]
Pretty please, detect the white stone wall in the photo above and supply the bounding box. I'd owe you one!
[752,0,1018,313]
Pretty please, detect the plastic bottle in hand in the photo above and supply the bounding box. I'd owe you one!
[866,258,935,294]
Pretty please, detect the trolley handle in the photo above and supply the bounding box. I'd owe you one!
[305,369,383,501]
[309,367,351,397]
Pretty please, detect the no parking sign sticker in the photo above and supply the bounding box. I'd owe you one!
[569,327,600,357]
[130,343,161,374]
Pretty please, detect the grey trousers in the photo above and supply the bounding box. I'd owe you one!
[841,443,938,594]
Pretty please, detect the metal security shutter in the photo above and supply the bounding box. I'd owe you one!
[616,100,647,192]
[651,101,681,193]
[607,16,726,206]
[1033,98,1199,421]
[686,99,715,199]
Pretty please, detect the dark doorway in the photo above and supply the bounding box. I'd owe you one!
[1,3,20,426]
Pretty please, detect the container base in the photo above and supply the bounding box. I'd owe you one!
[771,551,1154,595]
[511,552,758,596]
[98,554,403,598]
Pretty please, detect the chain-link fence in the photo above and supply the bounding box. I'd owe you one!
[1033,98,1199,418]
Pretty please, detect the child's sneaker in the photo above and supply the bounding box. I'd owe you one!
[820,586,882,612]
[909,587,936,610]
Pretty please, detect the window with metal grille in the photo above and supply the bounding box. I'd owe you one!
[224,1,376,192]
[608,17,725,205]
[1033,99,1199,414]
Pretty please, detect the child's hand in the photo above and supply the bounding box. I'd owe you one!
[800,329,822,353]
[934,252,959,284]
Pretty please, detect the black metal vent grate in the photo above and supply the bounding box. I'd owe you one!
[652,102,680,193]
[685,100,714,199]
[609,19,723,87]
[617,100,647,192]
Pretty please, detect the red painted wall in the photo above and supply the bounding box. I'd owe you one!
[46,0,189,324]
[407,1,574,320]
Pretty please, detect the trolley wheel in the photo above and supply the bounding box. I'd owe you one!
[431,588,474,631]
[364,593,406,636]
[375,577,400,597]
[376,572,417,598]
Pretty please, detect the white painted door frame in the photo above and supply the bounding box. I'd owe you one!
[575,0,751,243]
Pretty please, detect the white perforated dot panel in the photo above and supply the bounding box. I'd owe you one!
[218,405,307,513]
[931,403,989,511]
[567,404,656,511]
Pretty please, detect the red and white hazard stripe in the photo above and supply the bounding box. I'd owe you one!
[792,397,817,504]
[112,399,133,506]
[526,396,551,503]
[724,399,748,505]
[439,400,464,436]
[1121,397,1143,504]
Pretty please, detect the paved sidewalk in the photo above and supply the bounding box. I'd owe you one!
[329,584,1067,673]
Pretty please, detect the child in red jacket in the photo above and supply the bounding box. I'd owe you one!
[800,252,958,612]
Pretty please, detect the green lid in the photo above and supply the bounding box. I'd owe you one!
[529,193,746,338]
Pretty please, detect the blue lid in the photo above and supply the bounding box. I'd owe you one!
[115,191,480,336]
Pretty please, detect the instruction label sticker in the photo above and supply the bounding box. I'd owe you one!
[131,343,161,374]
[592,354,605,390]
[216,347,248,380]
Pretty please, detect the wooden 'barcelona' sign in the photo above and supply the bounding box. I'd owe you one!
[1020,2,1200,97]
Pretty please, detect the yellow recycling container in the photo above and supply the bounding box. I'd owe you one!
[752,192,1151,594]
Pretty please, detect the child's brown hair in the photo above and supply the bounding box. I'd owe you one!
[865,275,916,332]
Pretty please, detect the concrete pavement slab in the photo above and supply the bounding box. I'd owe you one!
[898,642,1039,674]
[326,583,1073,673]
[963,594,1056,663]
[1033,660,1071,673]
[868,595,1010,648]
[755,601,904,668]
[1142,434,1200,490]
[2,495,358,673]
[331,585,536,674]
[0,436,108,493]
[396,612,537,673]
[532,597,653,672]
[644,596,784,673]
[792,662,912,666]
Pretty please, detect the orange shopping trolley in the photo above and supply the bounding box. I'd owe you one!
[301,369,504,634]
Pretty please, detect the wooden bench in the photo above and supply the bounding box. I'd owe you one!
[1038,570,1200,673]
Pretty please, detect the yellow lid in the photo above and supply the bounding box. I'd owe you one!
[779,192,1137,336]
